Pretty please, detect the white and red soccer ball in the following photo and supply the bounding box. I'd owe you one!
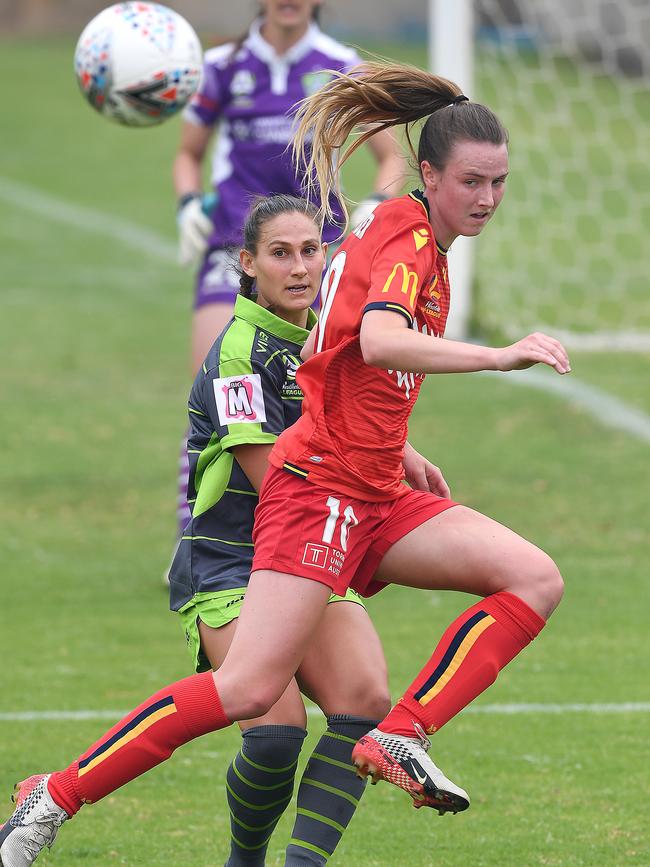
[74,2,203,127]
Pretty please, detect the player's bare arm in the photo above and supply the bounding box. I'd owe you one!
[360,309,571,375]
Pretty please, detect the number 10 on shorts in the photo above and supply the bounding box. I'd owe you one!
[322,496,359,552]
[301,497,358,570]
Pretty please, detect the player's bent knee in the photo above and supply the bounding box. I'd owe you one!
[516,550,564,618]
[234,688,284,721]
[333,689,391,720]
[308,678,391,719]
[359,686,392,720]
[543,562,565,615]
[535,553,564,612]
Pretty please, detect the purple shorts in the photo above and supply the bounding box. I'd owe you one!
[194,248,241,310]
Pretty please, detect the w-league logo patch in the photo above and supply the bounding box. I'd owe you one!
[213,373,267,424]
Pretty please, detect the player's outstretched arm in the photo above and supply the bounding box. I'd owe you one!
[360,310,571,375]
[495,332,571,374]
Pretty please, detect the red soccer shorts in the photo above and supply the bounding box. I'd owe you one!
[251,466,458,597]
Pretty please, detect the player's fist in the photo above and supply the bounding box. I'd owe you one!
[350,194,388,229]
[177,193,213,267]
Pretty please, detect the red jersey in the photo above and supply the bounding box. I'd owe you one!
[269,191,451,501]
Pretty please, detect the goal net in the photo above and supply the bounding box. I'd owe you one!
[467,0,650,350]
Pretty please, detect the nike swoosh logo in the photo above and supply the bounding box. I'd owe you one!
[410,763,428,785]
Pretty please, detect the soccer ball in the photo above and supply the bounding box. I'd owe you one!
[73,2,203,127]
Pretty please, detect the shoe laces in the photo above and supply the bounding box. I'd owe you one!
[23,811,64,858]
[412,721,431,752]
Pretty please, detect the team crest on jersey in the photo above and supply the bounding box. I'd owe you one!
[230,69,256,98]
[213,374,266,424]
[281,353,302,399]
[301,70,333,96]
[424,275,441,317]
[283,353,299,380]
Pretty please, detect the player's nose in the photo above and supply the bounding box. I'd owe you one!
[477,185,494,209]
[291,254,308,275]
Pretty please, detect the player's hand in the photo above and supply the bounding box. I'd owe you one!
[350,194,388,229]
[496,332,571,375]
[177,193,213,267]
[403,441,451,498]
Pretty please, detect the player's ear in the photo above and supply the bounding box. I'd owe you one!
[240,248,256,278]
[321,241,328,260]
[421,160,439,191]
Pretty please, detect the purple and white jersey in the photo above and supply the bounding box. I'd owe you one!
[184,19,361,247]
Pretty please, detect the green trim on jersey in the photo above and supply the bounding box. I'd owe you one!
[170,295,321,616]
[193,432,231,518]
[234,295,317,345]
[191,298,316,518]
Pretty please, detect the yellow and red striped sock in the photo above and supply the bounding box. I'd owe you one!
[380,592,545,736]
[48,671,229,815]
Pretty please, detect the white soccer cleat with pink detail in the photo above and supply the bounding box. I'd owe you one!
[351,724,470,814]
[0,775,68,866]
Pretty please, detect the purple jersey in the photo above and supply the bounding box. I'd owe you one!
[184,19,361,248]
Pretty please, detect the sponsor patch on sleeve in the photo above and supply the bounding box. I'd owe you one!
[213,373,266,425]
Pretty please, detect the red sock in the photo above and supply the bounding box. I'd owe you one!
[48,671,229,815]
[380,592,545,737]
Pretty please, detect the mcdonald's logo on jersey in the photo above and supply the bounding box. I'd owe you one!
[381,262,419,308]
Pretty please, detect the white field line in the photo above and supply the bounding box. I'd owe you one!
[0,175,176,263]
[482,367,650,444]
[1,703,649,722]
[504,325,650,353]
[3,177,649,443]
[550,329,650,353]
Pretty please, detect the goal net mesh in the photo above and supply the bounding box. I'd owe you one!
[472,0,650,349]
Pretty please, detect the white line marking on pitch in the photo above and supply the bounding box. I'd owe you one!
[1,703,649,722]
[3,176,649,444]
[0,175,175,263]
[483,367,650,443]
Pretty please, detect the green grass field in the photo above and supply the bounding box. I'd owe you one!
[1,36,649,866]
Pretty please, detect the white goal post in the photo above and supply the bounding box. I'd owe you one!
[429,0,650,350]
[429,0,475,340]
